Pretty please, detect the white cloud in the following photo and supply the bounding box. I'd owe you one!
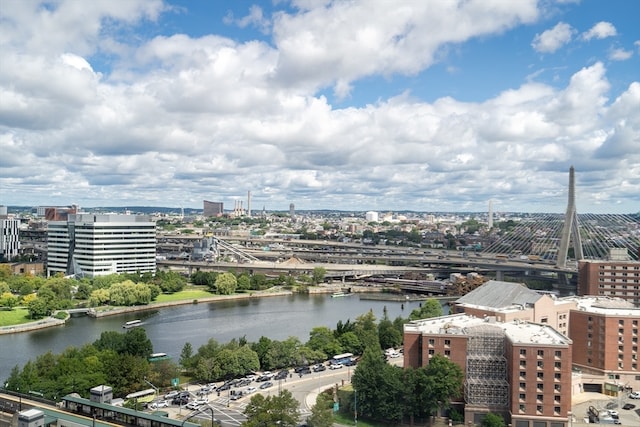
[531,22,574,53]
[581,21,617,41]
[0,1,638,212]
[609,47,633,61]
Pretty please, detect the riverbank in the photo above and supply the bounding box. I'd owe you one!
[0,284,356,335]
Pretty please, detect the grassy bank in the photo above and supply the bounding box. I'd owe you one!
[0,307,32,327]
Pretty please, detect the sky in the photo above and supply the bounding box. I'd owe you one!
[0,0,638,214]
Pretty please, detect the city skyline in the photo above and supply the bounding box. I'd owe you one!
[0,1,638,213]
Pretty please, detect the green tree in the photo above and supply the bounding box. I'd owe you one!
[307,391,334,427]
[237,274,251,291]
[307,326,342,357]
[409,298,443,321]
[0,291,19,308]
[423,354,464,416]
[481,413,506,427]
[215,272,237,295]
[311,267,326,285]
[180,342,194,370]
[242,389,300,427]
[27,296,49,319]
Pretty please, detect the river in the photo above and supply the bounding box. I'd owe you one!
[0,293,435,381]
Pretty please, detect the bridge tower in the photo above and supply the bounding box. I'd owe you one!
[556,166,583,268]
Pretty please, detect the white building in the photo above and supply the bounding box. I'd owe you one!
[47,214,156,278]
[0,217,20,261]
[365,211,379,222]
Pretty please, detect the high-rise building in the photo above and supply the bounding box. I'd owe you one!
[0,214,20,262]
[203,200,224,217]
[365,211,379,222]
[47,214,156,278]
[289,203,295,218]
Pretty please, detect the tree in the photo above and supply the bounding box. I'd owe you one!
[215,272,237,295]
[242,389,300,427]
[311,267,326,285]
[307,391,334,427]
[307,326,342,357]
[409,298,443,321]
[481,413,506,427]
[423,354,464,416]
[180,342,194,370]
[0,291,19,308]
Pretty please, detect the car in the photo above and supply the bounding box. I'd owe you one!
[622,403,636,410]
[164,390,179,399]
[237,379,252,387]
[185,401,201,410]
[630,391,640,399]
[275,370,289,380]
[230,391,243,401]
[313,364,326,372]
[217,383,231,391]
[245,387,257,394]
[329,363,343,370]
[194,398,208,406]
[172,397,189,405]
[607,410,619,417]
[148,400,168,410]
[259,381,273,389]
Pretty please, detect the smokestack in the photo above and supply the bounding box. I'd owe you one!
[488,200,493,230]
[247,191,252,217]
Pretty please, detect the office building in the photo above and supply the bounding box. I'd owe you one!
[203,200,223,217]
[47,214,156,278]
[404,314,572,427]
[578,257,640,306]
[0,215,20,261]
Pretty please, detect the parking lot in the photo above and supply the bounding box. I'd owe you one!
[571,391,640,426]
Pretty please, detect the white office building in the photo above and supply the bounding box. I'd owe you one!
[365,211,379,222]
[0,217,20,261]
[47,214,156,278]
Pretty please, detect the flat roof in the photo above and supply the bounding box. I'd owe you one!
[405,313,571,346]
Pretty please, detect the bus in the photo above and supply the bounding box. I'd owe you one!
[331,353,354,365]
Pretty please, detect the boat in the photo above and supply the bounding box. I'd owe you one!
[331,292,351,298]
[122,320,143,329]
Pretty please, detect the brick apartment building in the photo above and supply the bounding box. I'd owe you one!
[578,259,640,306]
[568,296,640,394]
[404,313,572,427]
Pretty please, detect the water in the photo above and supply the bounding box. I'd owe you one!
[0,293,426,380]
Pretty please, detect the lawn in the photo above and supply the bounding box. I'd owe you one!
[0,307,32,327]
[154,288,215,303]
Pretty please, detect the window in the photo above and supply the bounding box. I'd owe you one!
[554,350,562,358]
[537,394,543,402]
[428,349,434,355]
[519,393,526,401]
[537,361,544,369]
[537,383,543,391]
[555,373,561,380]
[554,384,561,392]
[520,349,527,356]
[537,372,544,379]
[536,405,543,414]
[428,339,435,346]
[520,361,527,368]
[444,339,450,347]
[520,382,526,390]
[537,349,544,357]
[555,361,561,369]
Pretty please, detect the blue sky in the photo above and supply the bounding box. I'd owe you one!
[0,0,638,214]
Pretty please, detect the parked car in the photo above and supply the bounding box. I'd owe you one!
[230,391,243,401]
[185,401,201,410]
[313,364,326,372]
[275,370,289,380]
[622,403,635,410]
[194,398,208,406]
[630,391,640,399]
[329,363,343,370]
[245,387,257,394]
[259,381,273,390]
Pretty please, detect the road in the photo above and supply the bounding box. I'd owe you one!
[164,358,403,426]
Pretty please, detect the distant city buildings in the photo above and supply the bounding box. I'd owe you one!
[47,214,156,278]
[203,200,223,217]
[365,211,379,222]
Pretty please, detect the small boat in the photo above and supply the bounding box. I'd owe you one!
[331,292,351,298]
[123,320,142,329]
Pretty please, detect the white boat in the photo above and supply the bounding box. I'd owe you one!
[331,292,351,298]
[123,319,142,329]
